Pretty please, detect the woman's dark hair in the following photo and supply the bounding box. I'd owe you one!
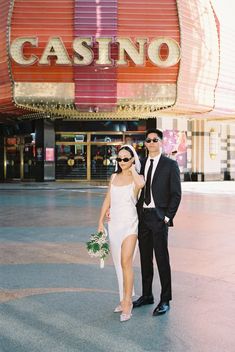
[115,146,134,174]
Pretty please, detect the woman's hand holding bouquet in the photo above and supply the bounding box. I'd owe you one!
[86,226,110,269]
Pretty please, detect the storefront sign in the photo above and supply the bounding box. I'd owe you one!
[45,148,55,161]
[10,36,180,68]
[6,138,17,145]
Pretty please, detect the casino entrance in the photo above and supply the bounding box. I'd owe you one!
[55,131,146,181]
[1,119,150,182]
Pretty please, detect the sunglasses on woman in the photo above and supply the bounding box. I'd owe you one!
[116,157,132,163]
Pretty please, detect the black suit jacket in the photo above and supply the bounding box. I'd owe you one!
[137,155,182,226]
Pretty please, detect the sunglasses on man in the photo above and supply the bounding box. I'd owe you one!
[145,138,160,143]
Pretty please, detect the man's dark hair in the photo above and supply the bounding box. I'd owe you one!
[145,128,163,140]
[115,146,134,174]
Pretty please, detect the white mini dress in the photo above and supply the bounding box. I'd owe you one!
[108,175,138,301]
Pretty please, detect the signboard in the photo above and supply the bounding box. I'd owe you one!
[45,148,54,161]
[163,130,187,169]
[6,138,17,145]
[10,36,181,68]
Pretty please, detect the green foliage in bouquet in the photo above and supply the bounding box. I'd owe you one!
[86,231,110,260]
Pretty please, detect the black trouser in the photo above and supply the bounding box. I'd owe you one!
[138,209,172,302]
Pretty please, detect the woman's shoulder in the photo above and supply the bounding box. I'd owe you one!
[110,173,117,182]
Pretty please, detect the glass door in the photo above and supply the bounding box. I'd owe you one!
[5,137,22,180]
[55,133,87,180]
[91,144,120,180]
[55,144,87,180]
[23,135,36,180]
[90,132,123,180]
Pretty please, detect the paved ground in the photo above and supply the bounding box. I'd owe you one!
[0,181,235,352]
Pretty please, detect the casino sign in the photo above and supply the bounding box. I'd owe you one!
[10,36,180,68]
[1,0,233,120]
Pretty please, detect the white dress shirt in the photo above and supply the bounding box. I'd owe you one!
[143,154,161,208]
[143,154,170,223]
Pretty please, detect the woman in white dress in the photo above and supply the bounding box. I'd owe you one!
[98,145,145,322]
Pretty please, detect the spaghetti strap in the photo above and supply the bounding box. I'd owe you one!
[110,173,116,184]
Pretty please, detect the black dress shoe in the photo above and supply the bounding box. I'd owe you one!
[133,295,154,308]
[152,302,170,316]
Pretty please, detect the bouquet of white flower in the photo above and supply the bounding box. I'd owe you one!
[86,228,110,268]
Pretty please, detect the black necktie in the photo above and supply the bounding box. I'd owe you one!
[144,159,154,205]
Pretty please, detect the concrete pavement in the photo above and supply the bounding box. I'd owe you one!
[0,181,235,352]
[0,179,235,193]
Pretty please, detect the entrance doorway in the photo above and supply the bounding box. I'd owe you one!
[91,145,118,180]
[55,131,145,181]
[4,135,36,181]
[55,133,87,180]
[5,137,22,180]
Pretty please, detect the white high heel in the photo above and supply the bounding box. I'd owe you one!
[120,304,133,322]
[114,304,122,313]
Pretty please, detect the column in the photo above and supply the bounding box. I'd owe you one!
[227,125,235,180]
[35,119,55,182]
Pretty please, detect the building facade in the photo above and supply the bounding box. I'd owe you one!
[0,0,235,182]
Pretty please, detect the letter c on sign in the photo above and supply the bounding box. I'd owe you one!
[10,37,38,65]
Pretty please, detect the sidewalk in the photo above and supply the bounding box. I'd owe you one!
[0,182,235,352]
[0,181,106,190]
[0,180,235,194]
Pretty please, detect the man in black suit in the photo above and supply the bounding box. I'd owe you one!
[133,128,182,316]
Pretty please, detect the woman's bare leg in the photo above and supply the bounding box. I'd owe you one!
[121,234,137,314]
